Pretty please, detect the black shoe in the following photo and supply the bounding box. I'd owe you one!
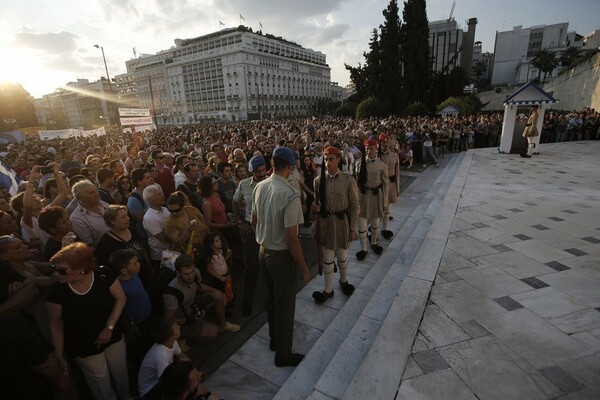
[371,244,383,254]
[340,281,355,296]
[312,290,334,304]
[381,230,393,240]
[356,250,368,260]
[275,353,305,367]
[242,302,253,317]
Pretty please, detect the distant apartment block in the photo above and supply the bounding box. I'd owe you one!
[491,22,583,85]
[428,17,478,75]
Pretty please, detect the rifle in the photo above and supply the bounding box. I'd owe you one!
[314,204,324,276]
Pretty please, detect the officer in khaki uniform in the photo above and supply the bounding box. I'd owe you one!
[355,138,389,260]
[311,146,360,304]
[378,134,400,240]
[252,146,311,367]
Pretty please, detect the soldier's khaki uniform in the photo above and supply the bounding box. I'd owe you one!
[380,150,400,204]
[354,158,389,252]
[314,173,360,250]
[355,158,389,218]
[380,149,400,234]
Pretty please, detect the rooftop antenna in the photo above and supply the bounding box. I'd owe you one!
[448,1,456,22]
[133,47,137,58]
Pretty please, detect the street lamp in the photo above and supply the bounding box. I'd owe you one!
[94,44,113,124]
[93,44,113,92]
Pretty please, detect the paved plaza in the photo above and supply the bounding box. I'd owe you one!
[206,141,600,399]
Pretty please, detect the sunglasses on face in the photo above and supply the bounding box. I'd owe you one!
[168,207,183,213]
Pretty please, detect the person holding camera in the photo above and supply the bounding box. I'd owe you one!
[162,255,240,344]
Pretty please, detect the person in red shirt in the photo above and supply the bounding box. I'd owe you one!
[151,151,175,198]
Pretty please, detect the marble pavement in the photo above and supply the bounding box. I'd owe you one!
[399,142,600,400]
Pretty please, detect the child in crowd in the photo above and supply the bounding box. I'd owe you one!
[204,233,233,305]
[109,248,154,389]
[137,318,191,399]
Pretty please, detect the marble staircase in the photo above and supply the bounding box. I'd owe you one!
[274,152,468,400]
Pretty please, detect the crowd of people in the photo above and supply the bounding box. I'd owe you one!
[0,107,598,399]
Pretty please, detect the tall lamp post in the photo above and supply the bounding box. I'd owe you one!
[94,44,113,124]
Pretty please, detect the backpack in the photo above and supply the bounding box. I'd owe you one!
[149,267,200,322]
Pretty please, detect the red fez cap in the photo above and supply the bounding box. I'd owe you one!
[323,146,340,156]
[378,134,390,142]
[364,138,378,147]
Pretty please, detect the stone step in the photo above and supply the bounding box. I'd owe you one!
[273,154,464,400]
[305,153,466,400]
[342,152,472,400]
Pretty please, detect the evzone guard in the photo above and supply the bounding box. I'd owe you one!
[355,138,389,261]
[378,134,400,240]
[311,146,360,303]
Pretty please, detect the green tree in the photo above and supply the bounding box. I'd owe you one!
[437,94,483,116]
[559,46,581,68]
[335,102,357,117]
[356,97,385,119]
[0,83,38,131]
[400,0,430,104]
[472,60,487,87]
[378,1,403,113]
[531,50,558,84]
[404,101,428,116]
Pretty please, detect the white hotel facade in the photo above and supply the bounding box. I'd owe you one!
[115,27,331,124]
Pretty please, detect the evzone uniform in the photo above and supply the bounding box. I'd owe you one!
[378,134,400,239]
[355,138,389,261]
[312,146,360,303]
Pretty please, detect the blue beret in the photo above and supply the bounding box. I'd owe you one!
[272,146,296,166]
[248,155,265,172]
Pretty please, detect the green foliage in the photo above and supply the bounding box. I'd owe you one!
[559,47,581,67]
[404,101,428,116]
[400,0,430,105]
[437,94,482,116]
[472,60,487,87]
[531,50,558,84]
[378,0,404,113]
[428,66,469,109]
[345,1,404,115]
[356,97,386,119]
[335,102,357,117]
[0,83,38,131]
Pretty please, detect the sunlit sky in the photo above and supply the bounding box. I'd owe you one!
[1,0,598,98]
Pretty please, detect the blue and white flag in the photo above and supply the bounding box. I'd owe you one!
[0,159,19,196]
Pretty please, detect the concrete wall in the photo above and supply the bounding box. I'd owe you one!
[543,52,600,111]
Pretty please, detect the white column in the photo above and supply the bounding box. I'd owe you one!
[499,105,517,153]
[531,104,545,150]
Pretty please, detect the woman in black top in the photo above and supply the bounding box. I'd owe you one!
[95,205,152,285]
[46,242,129,400]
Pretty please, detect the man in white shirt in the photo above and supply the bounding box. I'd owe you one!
[142,184,171,262]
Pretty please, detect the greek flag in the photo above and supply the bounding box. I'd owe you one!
[0,159,19,196]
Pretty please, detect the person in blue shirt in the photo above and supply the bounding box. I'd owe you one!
[109,248,153,386]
